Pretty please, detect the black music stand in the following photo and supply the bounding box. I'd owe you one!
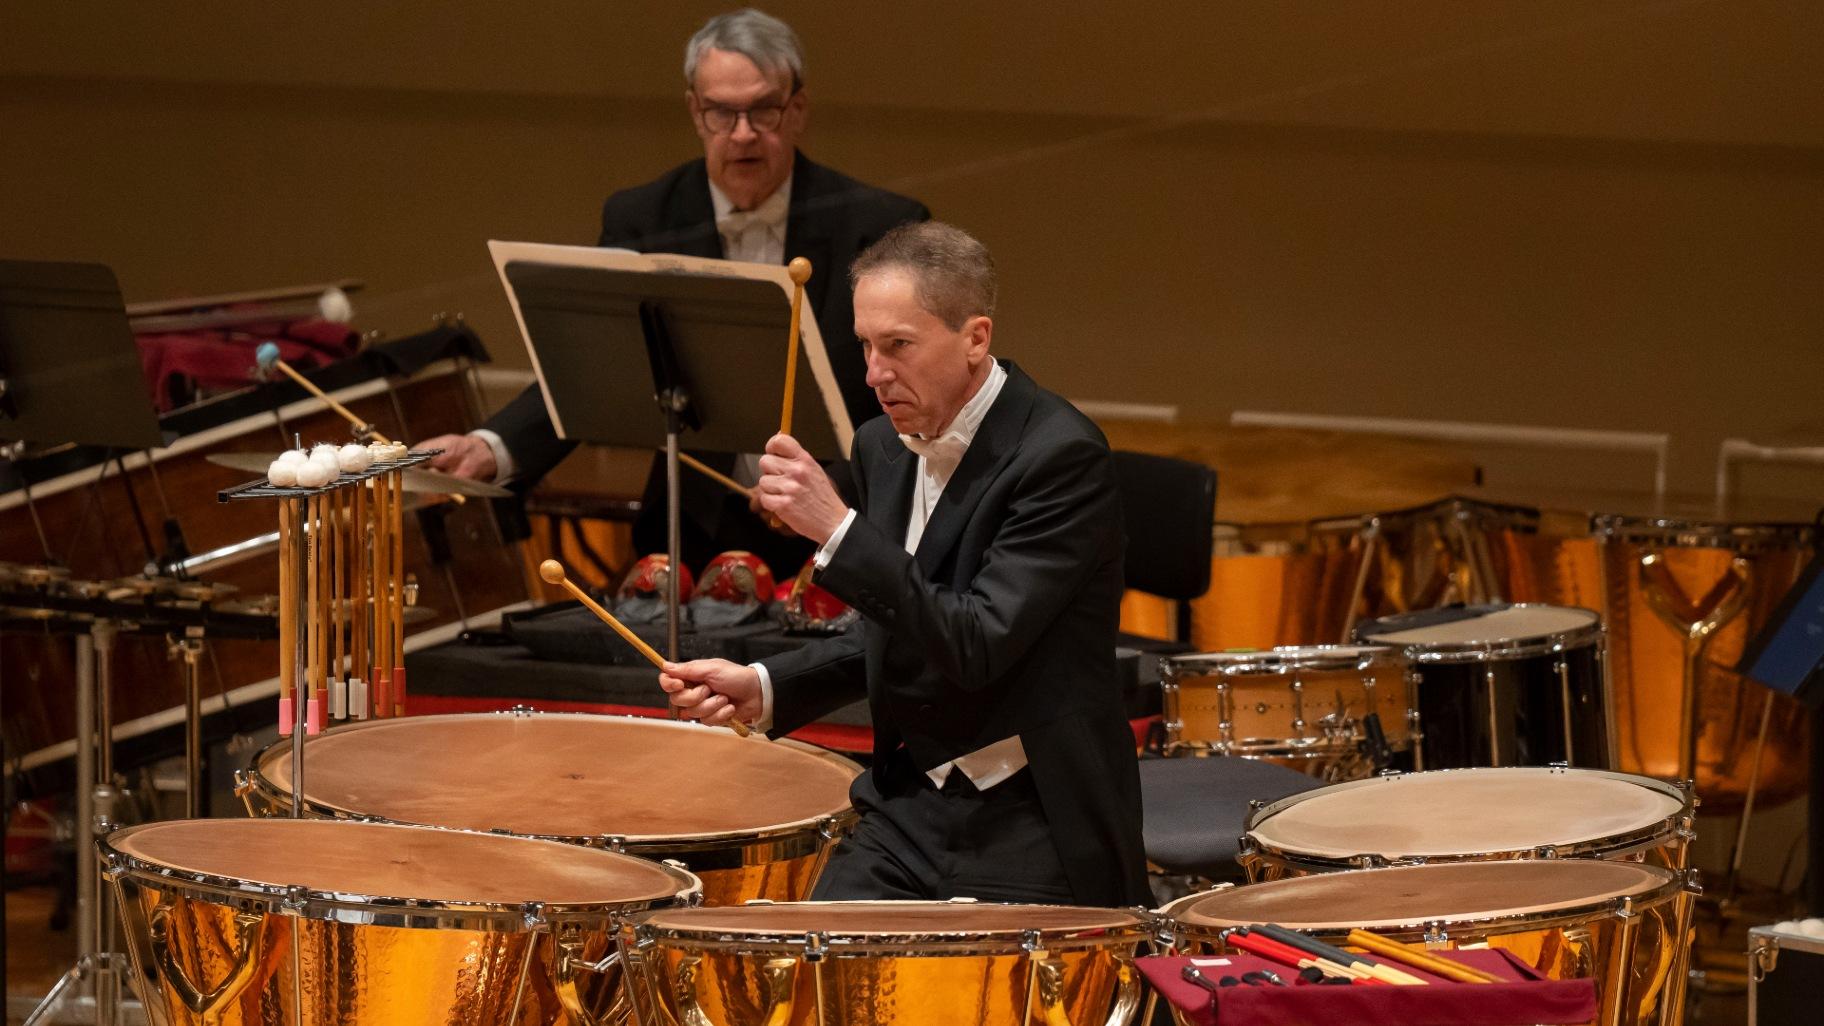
[0,259,162,1020]
[488,241,853,660]
[0,259,163,453]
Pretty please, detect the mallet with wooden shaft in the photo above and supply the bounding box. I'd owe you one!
[256,341,393,444]
[538,559,752,737]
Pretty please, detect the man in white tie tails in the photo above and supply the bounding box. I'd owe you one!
[423,8,927,575]
[661,222,1149,907]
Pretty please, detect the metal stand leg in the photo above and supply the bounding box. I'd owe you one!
[73,633,97,980]
[170,632,206,818]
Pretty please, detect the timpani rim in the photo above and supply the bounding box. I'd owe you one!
[1354,602,1603,663]
[627,899,1155,956]
[101,818,702,930]
[1240,765,1695,869]
[243,711,863,850]
[1159,862,1693,944]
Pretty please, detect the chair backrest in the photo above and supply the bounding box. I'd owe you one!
[1111,449,1216,602]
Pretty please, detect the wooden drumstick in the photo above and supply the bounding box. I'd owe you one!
[676,451,754,499]
[278,498,296,716]
[351,484,367,699]
[778,257,812,436]
[369,477,389,718]
[389,470,405,715]
[537,559,752,737]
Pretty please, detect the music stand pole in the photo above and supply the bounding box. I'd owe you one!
[663,391,686,662]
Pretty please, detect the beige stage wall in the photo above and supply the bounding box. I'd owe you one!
[3,1,1821,500]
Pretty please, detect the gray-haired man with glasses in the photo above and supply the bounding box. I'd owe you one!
[430,9,928,564]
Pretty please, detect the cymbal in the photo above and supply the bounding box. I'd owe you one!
[206,452,511,499]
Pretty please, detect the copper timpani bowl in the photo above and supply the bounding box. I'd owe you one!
[102,817,700,1026]
[621,900,1153,1026]
[1160,860,1696,1026]
[239,711,862,907]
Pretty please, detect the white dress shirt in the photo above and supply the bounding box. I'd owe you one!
[754,361,1025,791]
[469,177,795,482]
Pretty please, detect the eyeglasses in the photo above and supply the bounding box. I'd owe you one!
[694,92,797,135]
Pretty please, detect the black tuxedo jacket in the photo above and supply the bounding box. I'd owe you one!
[485,151,929,488]
[759,361,1150,907]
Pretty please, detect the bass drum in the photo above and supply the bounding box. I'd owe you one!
[103,818,699,1026]
[1161,860,1697,1026]
[1510,503,1816,810]
[1240,766,1695,880]
[621,900,1151,1026]
[239,711,860,907]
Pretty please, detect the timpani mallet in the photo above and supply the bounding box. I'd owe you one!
[777,257,812,435]
[255,342,392,444]
[676,451,754,500]
[537,559,753,737]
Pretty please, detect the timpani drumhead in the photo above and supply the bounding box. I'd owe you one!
[1166,861,1675,932]
[1358,604,1598,650]
[106,818,693,908]
[257,713,859,841]
[638,900,1148,944]
[1248,767,1687,861]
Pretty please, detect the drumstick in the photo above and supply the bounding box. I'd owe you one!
[1252,924,1424,986]
[351,483,366,700]
[777,257,812,435]
[305,494,321,725]
[676,451,754,499]
[390,469,405,715]
[538,559,752,738]
[255,342,392,444]
[1225,930,1376,985]
[278,498,296,732]
[369,477,389,718]
[1346,929,1501,984]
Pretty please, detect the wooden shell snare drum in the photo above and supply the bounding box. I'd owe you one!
[1158,645,1412,778]
[1161,860,1697,1026]
[102,818,700,1026]
[1239,766,1696,880]
[621,900,1152,1026]
[1355,603,1608,770]
[238,712,861,906]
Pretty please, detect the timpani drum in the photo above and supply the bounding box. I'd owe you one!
[1516,506,1817,810]
[621,900,1152,1026]
[1160,860,1697,1026]
[1239,766,1696,880]
[1355,603,1609,769]
[1158,646,1412,778]
[237,712,861,906]
[102,818,700,1026]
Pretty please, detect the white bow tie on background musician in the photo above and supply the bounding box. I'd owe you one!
[750,360,1021,791]
[711,176,792,265]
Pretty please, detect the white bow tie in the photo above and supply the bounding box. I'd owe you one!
[901,432,969,471]
[716,190,789,237]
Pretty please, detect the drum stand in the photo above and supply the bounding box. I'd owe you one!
[25,620,138,1026]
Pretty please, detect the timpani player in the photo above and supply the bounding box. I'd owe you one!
[661,222,1149,907]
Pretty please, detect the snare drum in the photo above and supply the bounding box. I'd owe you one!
[1240,766,1696,880]
[1356,603,1608,769]
[1158,646,1412,778]
[103,818,699,1026]
[238,712,861,906]
[621,900,1152,1026]
[1161,860,1696,1026]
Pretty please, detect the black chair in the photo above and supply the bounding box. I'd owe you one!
[1138,754,1326,895]
[1111,450,1216,647]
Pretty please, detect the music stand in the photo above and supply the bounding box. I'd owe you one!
[0,259,163,452]
[0,259,162,1023]
[488,241,853,660]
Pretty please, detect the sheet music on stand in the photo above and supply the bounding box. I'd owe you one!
[488,241,853,660]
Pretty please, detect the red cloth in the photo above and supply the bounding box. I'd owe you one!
[1138,949,1598,1026]
[136,316,357,411]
